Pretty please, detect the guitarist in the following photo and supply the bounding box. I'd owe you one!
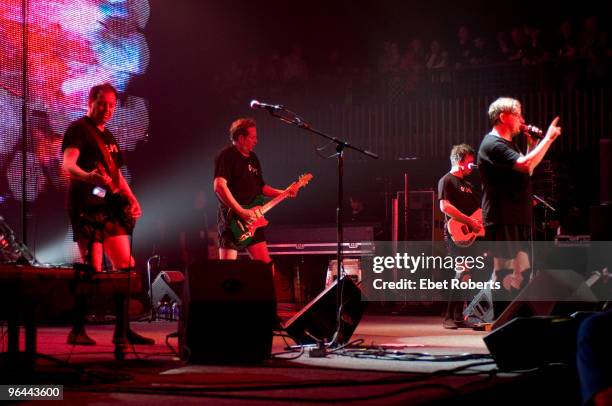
[437,144,482,329]
[213,118,298,271]
[61,83,153,346]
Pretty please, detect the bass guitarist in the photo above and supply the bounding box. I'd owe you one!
[213,118,298,272]
[62,83,153,346]
[437,143,483,329]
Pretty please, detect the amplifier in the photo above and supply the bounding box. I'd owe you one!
[265,225,375,244]
[239,225,376,256]
[266,242,374,256]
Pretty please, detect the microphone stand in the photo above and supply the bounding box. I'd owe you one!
[533,193,556,240]
[531,194,556,274]
[261,105,378,347]
[533,194,556,212]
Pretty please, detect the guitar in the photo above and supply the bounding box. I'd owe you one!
[228,173,313,248]
[90,162,136,231]
[447,208,484,247]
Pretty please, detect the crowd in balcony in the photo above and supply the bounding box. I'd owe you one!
[214,15,611,106]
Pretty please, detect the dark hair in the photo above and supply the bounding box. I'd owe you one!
[450,143,474,166]
[229,118,256,142]
[88,83,118,103]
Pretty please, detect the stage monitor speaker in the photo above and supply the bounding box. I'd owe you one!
[284,277,366,345]
[151,270,184,306]
[180,259,276,364]
[484,315,580,371]
[492,269,598,330]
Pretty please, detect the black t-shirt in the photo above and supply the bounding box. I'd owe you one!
[214,145,265,207]
[477,132,532,226]
[61,116,123,213]
[437,172,481,220]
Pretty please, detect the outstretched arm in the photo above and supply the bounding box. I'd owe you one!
[514,117,562,175]
[262,183,298,198]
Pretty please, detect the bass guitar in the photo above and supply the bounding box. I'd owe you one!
[89,162,136,231]
[228,173,313,248]
[447,208,484,247]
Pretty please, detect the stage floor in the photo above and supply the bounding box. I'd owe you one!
[4,314,581,405]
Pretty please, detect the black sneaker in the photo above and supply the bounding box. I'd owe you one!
[443,318,460,329]
[454,320,474,329]
[443,319,473,329]
[67,329,96,346]
[126,329,155,345]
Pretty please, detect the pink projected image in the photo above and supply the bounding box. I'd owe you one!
[0,0,150,203]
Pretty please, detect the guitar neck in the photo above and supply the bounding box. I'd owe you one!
[260,189,292,215]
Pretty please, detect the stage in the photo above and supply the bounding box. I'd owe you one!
[1,1,611,404]
[3,314,581,404]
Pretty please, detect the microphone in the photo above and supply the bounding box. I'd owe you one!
[250,100,283,111]
[467,163,478,170]
[520,124,544,139]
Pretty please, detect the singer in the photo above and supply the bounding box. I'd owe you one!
[477,97,561,319]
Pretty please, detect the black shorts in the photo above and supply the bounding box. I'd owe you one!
[217,206,266,250]
[444,235,489,281]
[70,206,133,244]
[485,224,530,260]
[444,234,486,258]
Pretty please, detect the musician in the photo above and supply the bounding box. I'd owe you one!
[438,144,482,329]
[213,118,298,267]
[61,83,153,346]
[477,97,561,317]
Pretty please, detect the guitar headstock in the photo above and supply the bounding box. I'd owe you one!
[297,173,313,188]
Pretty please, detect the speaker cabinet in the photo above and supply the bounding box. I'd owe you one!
[180,260,276,364]
[284,277,366,345]
[492,269,598,330]
[484,316,580,371]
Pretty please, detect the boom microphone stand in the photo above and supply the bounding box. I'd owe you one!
[532,194,556,273]
[252,100,378,347]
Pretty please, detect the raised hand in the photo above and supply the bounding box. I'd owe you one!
[546,116,562,141]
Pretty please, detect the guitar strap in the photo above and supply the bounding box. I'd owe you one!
[90,124,120,188]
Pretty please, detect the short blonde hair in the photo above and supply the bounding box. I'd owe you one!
[488,97,521,126]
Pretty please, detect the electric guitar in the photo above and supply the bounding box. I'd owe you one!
[89,162,136,231]
[447,208,484,247]
[228,173,313,248]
